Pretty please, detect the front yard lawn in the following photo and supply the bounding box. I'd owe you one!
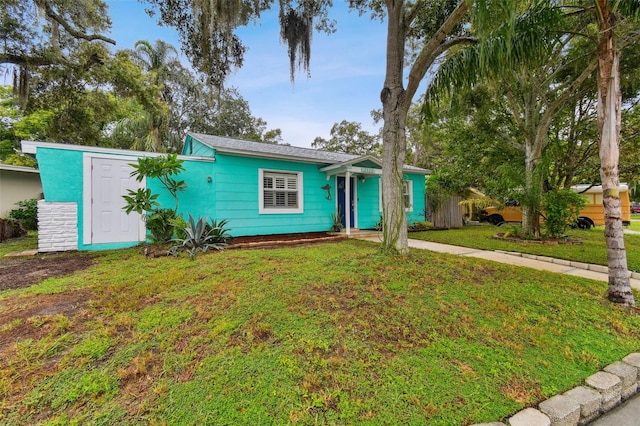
[1,240,639,425]
[411,225,640,272]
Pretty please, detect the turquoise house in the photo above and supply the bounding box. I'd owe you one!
[22,134,428,252]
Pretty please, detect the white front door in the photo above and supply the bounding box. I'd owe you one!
[90,157,144,244]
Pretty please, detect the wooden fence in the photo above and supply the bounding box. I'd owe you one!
[426,195,464,229]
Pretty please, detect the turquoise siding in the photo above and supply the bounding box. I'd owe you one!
[150,159,217,221]
[352,174,426,229]
[35,138,427,250]
[356,176,382,229]
[35,145,221,251]
[211,153,335,236]
[183,136,215,157]
[37,147,142,251]
[37,148,84,203]
[406,173,426,224]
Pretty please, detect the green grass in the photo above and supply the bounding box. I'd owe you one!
[0,231,37,257]
[1,240,639,425]
[410,225,640,272]
[629,216,640,232]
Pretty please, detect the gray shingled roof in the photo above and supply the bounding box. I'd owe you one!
[187,132,429,173]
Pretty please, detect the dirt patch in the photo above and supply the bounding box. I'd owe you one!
[0,288,93,357]
[0,253,97,291]
[0,233,339,291]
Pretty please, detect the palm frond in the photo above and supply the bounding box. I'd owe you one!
[426,3,565,106]
[617,0,640,21]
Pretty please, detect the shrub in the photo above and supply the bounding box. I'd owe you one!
[502,224,525,239]
[408,221,432,232]
[542,189,586,238]
[146,208,179,244]
[169,214,188,241]
[8,198,38,230]
[169,214,231,259]
[122,154,187,246]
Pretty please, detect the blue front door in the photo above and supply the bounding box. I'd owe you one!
[337,176,355,228]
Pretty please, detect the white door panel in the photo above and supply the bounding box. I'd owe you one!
[91,157,143,244]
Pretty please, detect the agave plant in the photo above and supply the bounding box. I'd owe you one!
[169,214,230,259]
[208,218,232,244]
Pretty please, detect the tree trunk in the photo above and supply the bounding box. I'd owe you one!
[381,1,409,254]
[521,151,541,237]
[596,0,635,307]
[519,91,543,237]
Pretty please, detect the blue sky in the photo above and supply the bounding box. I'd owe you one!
[106,0,387,148]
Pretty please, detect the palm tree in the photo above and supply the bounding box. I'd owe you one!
[116,40,182,152]
[428,1,638,306]
[131,40,180,96]
[593,0,638,306]
[112,109,165,152]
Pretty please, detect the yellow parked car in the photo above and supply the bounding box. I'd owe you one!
[479,184,632,229]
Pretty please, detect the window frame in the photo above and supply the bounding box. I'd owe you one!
[259,169,304,214]
[403,179,414,212]
[378,178,414,212]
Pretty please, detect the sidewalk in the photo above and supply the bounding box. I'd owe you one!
[355,235,640,425]
[589,393,640,426]
[355,236,640,290]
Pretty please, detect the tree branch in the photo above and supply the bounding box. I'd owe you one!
[546,57,597,120]
[404,0,426,26]
[504,86,526,130]
[535,56,598,146]
[0,53,67,67]
[36,0,116,45]
[405,0,471,111]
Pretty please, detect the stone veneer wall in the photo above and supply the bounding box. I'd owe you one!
[37,200,78,252]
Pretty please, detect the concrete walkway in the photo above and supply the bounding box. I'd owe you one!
[589,393,640,426]
[356,236,640,290]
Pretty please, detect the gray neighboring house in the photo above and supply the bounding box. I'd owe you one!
[0,164,42,217]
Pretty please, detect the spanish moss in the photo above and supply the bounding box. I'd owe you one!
[279,4,313,82]
[13,66,29,111]
[210,0,243,30]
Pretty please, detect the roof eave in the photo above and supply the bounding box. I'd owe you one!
[0,163,40,173]
[211,146,334,165]
[21,140,215,162]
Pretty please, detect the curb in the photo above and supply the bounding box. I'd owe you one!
[493,250,640,280]
[472,353,640,426]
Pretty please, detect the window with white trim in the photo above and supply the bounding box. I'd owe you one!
[378,178,414,212]
[403,180,413,211]
[259,169,303,214]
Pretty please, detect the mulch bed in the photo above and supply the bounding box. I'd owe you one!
[228,232,346,249]
[493,233,583,245]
